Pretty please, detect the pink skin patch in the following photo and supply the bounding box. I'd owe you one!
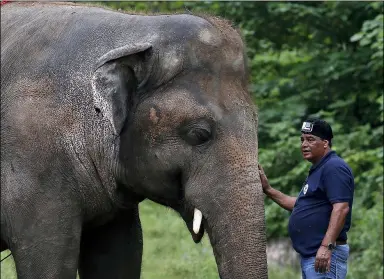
[149,107,159,124]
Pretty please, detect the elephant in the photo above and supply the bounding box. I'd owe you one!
[1,2,268,279]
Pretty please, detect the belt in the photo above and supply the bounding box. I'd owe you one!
[336,240,347,245]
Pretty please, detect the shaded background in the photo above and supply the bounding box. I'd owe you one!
[1,1,383,279]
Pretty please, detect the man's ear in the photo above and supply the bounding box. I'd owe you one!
[91,43,152,135]
[323,139,329,148]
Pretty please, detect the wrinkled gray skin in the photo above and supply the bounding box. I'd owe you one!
[1,2,267,279]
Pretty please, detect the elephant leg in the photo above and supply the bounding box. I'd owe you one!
[4,203,82,279]
[78,205,143,279]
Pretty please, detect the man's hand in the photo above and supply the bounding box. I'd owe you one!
[258,164,271,194]
[314,246,332,273]
[258,164,297,211]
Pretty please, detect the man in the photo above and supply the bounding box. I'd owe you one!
[259,118,355,279]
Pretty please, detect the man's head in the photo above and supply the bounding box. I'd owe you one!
[300,118,333,164]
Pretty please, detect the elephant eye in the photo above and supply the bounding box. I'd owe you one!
[186,128,211,146]
[179,119,214,147]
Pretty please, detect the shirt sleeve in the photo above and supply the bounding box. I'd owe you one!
[322,165,354,204]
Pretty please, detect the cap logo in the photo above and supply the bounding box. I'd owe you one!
[301,122,313,132]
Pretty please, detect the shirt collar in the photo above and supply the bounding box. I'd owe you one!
[309,150,336,174]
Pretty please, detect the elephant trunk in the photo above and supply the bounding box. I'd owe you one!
[202,174,268,279]
[183,112,267,278]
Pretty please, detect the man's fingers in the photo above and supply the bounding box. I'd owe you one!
[319,260,326,273]
[326,258,331,273]
[321,261,327,273]
[258,164,263,172]
[317,260,323,273]
[258,165,266,179]
[314,258,320,272]
[315,254,330,273]
[320,258,330,273]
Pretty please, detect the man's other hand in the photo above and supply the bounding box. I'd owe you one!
[315,246,332,273]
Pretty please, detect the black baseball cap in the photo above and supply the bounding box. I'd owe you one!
[301,117,333,141]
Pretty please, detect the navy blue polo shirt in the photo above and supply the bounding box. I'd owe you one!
[288,151,354,258]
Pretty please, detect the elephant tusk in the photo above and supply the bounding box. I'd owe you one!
[193,208,203,234]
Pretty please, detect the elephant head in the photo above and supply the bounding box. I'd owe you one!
[92,14,268,279]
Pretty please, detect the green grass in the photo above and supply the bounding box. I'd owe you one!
[0,251,16,279]
[140,201,220,279]
[1,200,299,279]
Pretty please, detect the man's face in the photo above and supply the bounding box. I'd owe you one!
[300,133,328,164]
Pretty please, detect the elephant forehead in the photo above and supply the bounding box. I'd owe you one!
[140,83,256,134]
[198,21,245,73]
[187,41,246,76]
[144,89,210,125]
[138,90,207,144]
[163,16,247,77]
[194,73,253,112]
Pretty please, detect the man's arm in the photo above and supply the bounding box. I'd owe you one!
[321,202,350,246]
[258,164,297,211]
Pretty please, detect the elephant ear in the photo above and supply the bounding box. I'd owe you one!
[92,43,153,135]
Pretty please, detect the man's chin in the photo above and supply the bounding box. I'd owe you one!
[302,153,312,160]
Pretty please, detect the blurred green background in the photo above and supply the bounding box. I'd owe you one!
[1,1,382,279]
